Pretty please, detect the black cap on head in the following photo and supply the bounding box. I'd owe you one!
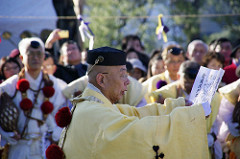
[87,46,126,66]
[168,47,183,55]
[30,41,40,49]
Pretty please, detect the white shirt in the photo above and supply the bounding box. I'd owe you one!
[0,70,67,159]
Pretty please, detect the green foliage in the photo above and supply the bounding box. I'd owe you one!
[169,0,205,43]
[81,0,240,52]
[83,0,154,50]
[170,0,240,44]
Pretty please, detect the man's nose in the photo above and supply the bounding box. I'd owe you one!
[125,77,130,86]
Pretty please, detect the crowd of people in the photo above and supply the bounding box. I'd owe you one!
[0,28,240,159]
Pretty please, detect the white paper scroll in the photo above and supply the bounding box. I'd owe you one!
[189,66,225,105]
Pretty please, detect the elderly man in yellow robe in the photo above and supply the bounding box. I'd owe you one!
[142,45,186,102]
[60,47,210,159]
[150,61,223,159]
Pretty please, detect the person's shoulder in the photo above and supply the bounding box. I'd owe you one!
[219,78,240,94]
[74,97,111,112]
[56,64,74,72]
[224,63,237,70]
[69,75,88,89]
[0,75,18,96]
[54,65,79,83]
[159,81,177,91]
[77,63,88,71]
[143,72,165,85]
[146,73,164,81]
[0,75,18,86]
[151,72,165,80]
[62,75,88,99]
[152,81,177,99]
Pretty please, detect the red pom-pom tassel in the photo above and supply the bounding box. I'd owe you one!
[55,107,72,128]
[46,144,64,159]
[16,79,30,92]
[41,101,54,114]
[42,86,55,98]
[20,98,33,111]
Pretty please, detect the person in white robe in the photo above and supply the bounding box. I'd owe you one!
[0,37,67,159]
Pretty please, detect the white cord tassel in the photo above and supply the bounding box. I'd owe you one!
[78,15,94,50]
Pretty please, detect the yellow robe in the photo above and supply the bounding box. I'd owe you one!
[62,87,209,159]
[218,79,240,158]
[142,71,171,103]
[218,78,240,105]
[149,81,222,133]
[62,75,146,106]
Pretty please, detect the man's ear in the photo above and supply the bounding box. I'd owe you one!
[96,73,105,88]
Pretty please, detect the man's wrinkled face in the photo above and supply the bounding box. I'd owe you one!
[22,47,45,71]
[102,65,130,103]
[189,43,207,65]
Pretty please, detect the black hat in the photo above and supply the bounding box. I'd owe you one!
[231,44,240,58]
[168,47,184,55]
[87,46,126,66]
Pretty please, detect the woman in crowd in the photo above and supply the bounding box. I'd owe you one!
[202,52,225,70]
[0,57,21,83]
[142,45,186,102]
[147,49,165,79]
[202,52,225,88]
[127,58,147,81]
